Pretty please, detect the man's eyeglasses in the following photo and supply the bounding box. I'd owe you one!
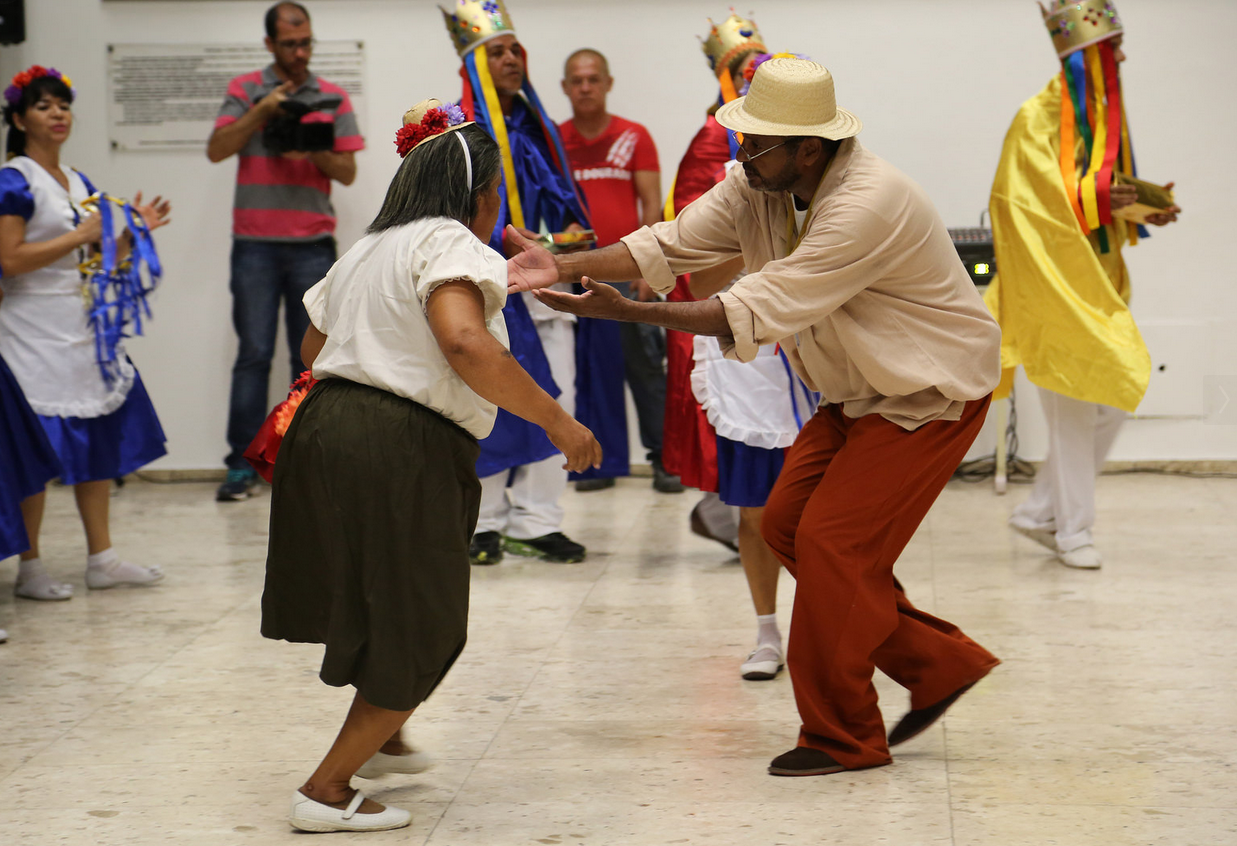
[275,37,315,52]
[736,139,787,162]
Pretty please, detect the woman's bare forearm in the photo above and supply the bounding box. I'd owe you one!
[442,329,568,430]
[0,229,86,276]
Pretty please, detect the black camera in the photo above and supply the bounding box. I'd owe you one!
[262,94,342,154]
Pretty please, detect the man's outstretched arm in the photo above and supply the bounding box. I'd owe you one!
[533,278,733,341]
[506,226,642,292]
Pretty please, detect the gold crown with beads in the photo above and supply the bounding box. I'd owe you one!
[440,0,517,57]
[1040,0,1123,57]
[701,11,767,75]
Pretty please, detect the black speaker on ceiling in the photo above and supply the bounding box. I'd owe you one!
[0,0,25,46]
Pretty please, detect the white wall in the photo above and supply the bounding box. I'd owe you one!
[3,0,1234,469]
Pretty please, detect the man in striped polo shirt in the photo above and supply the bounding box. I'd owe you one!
[207,1,364,502]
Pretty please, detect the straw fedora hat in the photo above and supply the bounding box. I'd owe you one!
[715,58,862,140]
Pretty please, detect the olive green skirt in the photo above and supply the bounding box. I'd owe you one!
[261,378,480,711]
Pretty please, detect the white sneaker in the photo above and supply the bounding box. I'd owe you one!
[355,748,433,779]
[288,789,411,833]
[0,628,8,643]
[741,644,784,681]
[1059,545,1102,570]
[1009,519,1057,552]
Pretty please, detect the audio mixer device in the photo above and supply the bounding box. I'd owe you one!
[948,224,996,285]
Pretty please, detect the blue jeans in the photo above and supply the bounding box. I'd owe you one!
[224,237,335,469]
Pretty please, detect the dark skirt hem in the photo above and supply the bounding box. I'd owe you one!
[261,379,481,711]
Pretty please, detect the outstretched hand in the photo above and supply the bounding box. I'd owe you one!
[533,277,628,320]
[131,191,172,231]
[546,416,603,473]
[505,225,559,294]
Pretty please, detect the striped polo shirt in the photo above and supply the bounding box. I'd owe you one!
[214,66,365,242]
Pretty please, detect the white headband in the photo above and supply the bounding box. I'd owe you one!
[455,130,472,192]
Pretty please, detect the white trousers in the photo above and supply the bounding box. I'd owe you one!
[1011,387,1126,552]
[476,316,575,540]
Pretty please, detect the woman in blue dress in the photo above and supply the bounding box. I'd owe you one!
[0,66,171,600]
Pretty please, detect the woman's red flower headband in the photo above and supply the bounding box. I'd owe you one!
[394,103,467,158]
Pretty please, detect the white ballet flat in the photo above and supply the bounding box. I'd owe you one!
[355,748,434,779]
[741,644,785,681]
[287,789,411,833]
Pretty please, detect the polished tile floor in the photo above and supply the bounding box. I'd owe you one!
[1,473,1235,845]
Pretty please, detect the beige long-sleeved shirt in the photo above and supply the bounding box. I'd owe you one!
[621,138,1001,430]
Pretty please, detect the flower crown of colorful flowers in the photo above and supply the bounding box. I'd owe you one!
[4,66,74,108]
[394,103,468,158]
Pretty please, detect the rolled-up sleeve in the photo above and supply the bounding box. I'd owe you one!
[619,177,743,295]
[716,205,886,362]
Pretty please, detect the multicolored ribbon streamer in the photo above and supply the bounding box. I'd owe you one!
[1057,40,1142,254]
[464,47,524,230]
[460,45,590,233]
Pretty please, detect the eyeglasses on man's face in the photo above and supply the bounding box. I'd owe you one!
[275,37,315,52]
[736,138,788,162]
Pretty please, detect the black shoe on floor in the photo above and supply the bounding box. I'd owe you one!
[469,531,504,566]
[504,532,586,563]
[651,457,684,494]
[575,477,616,492]
[768,747,847,777]
[887,681,977,747]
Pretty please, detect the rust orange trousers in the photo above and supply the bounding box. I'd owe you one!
[762,396,999,770]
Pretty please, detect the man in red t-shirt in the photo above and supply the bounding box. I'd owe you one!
[559,49,681,493]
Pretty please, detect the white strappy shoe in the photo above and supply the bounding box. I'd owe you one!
[288,789,411,832]
[355,748,433,779]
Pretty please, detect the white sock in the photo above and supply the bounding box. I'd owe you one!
[18,557,45,581]
[15,557,73,600]
[86,548,120,569]
[756,613,781,649]
[85,548,162,588]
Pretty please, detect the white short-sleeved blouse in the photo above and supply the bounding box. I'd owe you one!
[304,217,509,439]
[0,157,137,418]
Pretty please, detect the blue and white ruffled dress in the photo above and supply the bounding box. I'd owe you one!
[0,351,60,559]
[0,157,165,487]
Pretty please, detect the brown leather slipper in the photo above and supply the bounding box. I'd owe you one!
[887,681,977,747]
[768,747,847,776]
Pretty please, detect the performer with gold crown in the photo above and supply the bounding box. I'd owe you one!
[986,1,1180,571]
[442,0,620,566]
[662,13,814,683]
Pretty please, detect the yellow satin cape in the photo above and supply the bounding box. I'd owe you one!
[983,76,1149,413]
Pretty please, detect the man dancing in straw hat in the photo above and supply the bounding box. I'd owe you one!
[506,57,1002,776]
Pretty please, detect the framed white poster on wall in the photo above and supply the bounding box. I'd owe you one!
[105,40,364,151]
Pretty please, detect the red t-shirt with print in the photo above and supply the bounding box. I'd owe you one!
[558,115,659,248]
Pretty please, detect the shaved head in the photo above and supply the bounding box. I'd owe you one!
[564,48,610,78]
